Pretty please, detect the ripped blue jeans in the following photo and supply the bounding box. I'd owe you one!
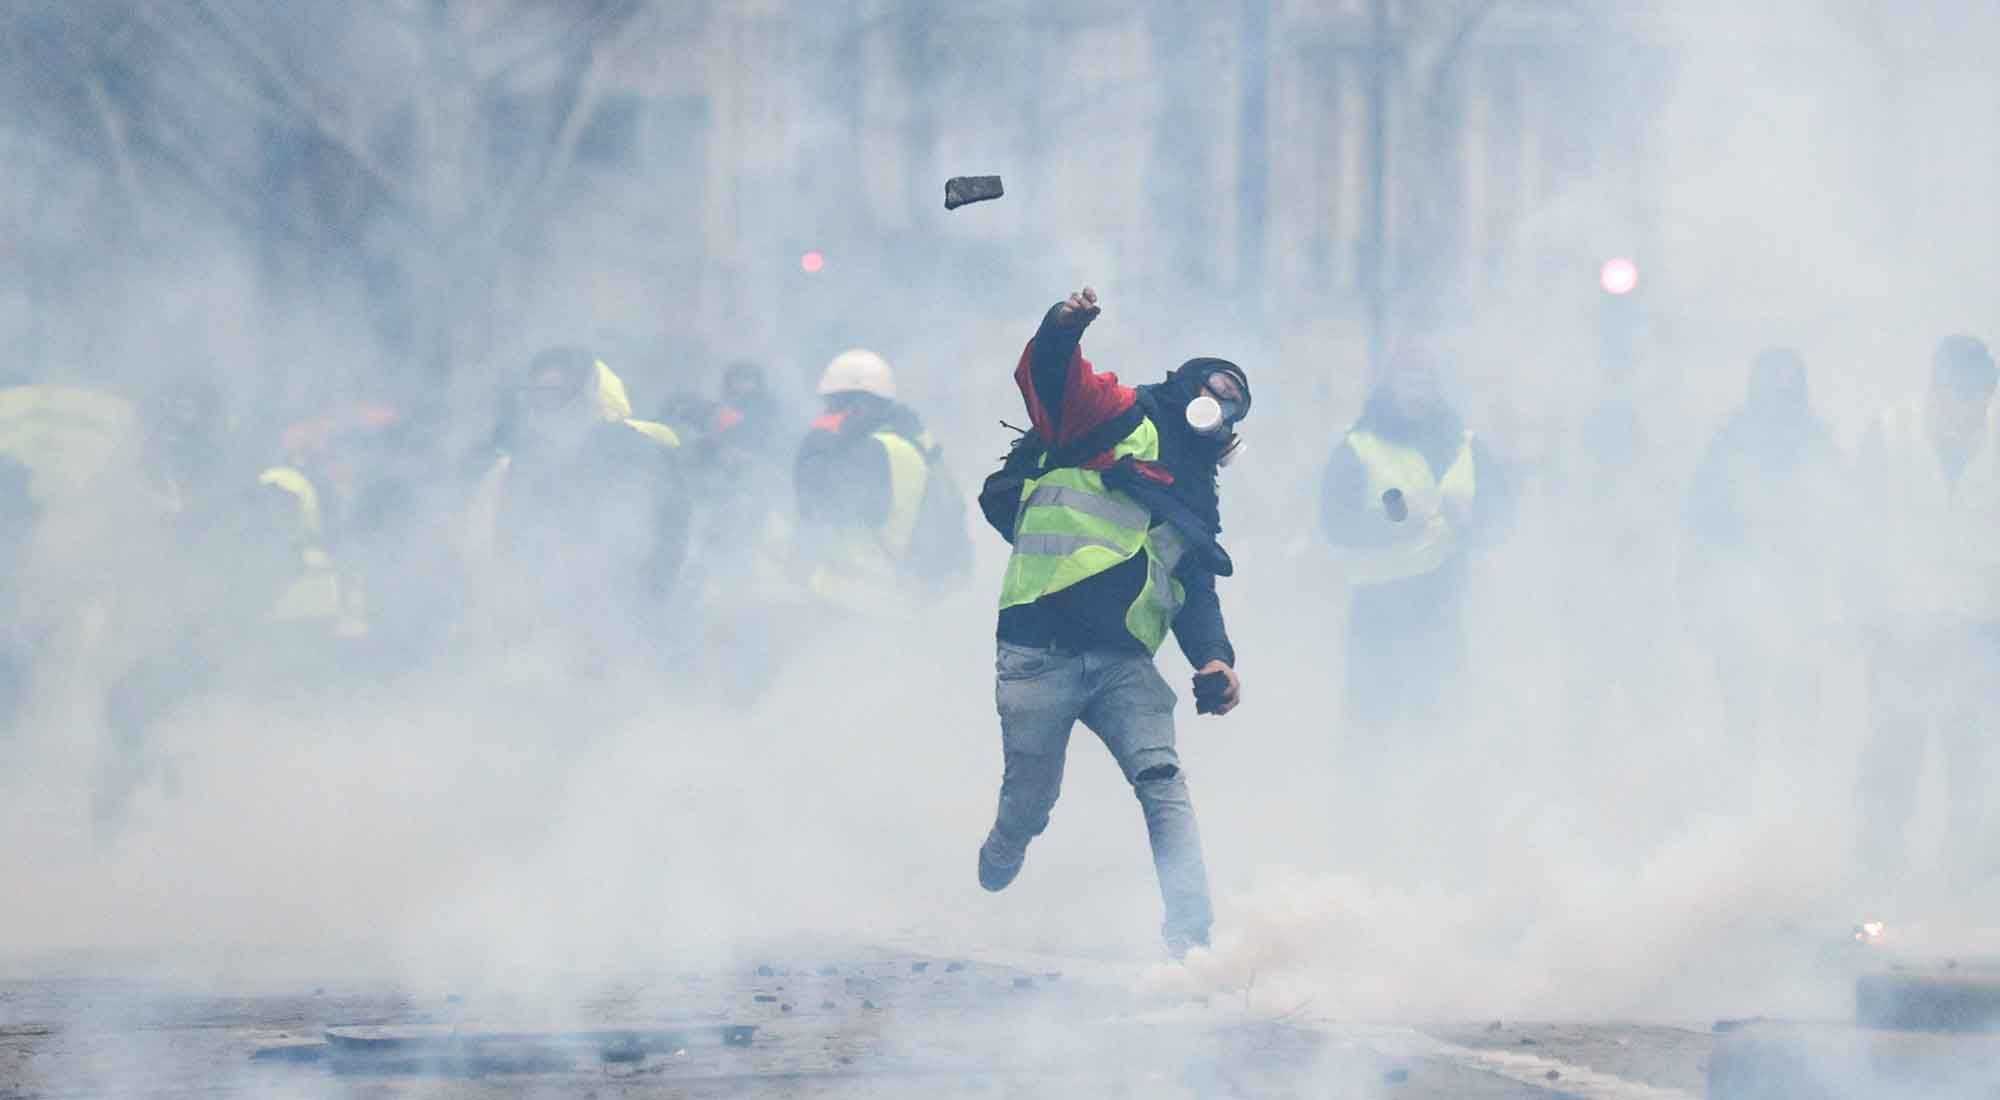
[987,641,1214,944]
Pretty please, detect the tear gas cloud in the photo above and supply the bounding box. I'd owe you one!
[1,0,1996,1062]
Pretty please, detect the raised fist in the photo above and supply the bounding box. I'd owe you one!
[1054,286,1100,330]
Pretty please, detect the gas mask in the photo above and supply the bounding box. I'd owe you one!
[1178,359,1251,465]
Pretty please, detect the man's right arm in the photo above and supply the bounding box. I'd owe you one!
[1025,287,1101,433]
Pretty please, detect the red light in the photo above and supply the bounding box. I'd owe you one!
[800,251,825,274]
[1599,257,1639,296]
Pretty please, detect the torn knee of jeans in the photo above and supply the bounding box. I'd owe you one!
[1135,763,1180,782]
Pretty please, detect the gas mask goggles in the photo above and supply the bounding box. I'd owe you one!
[1180,361,1251,465]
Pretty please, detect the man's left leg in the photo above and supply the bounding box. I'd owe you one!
[1081,651,1213,954]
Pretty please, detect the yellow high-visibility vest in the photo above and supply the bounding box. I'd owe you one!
[807,429,936,614]
[996,418,1187,653]
[1338,429,1477,587]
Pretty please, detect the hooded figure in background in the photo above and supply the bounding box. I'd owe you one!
[659,382,798,708]
[1680,349,1850,749]
[463,346,690,658]
[1321,355,1510,748]
[95,373,298,839]
[976,286,1245,959]
[1850,334,2000,892]
[793,349,970,614]
[717,360,794,463]
[0,455,33,731]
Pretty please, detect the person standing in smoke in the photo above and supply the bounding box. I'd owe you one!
[96,374,297,837]
[1320,355,1509,751]
[976,287,1244,959]
[793,349,971,615]
[657,382,796,706]
[0,456,33,732]
[1545,373,1675,750]
[717,361,794,463]
[1679,349,1849,754]
[462,347,690,663]
[1850,335,2000,893]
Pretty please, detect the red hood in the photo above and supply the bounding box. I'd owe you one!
[1013,341,1136,448]
[1013,338,1170,482]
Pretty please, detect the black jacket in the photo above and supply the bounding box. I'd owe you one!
[794,394,930,530]
[488,419,691,613]
[995,305,1236,668]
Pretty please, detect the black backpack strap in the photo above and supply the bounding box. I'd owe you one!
[979,428,1044,542]
[979,403,1148,544]
[1101,457,1234,577]
[1044,403,1147,471]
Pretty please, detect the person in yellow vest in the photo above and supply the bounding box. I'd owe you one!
[976,287,1246,959]
[1321,355,1510,742]
[96,375,300,836]
[1851,334,2000,889]
[0,455,32,731]
[274,401,444,666]
[792,349,970,615]
[462,347,690,657]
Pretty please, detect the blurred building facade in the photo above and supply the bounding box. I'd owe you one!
[9,0,1994,436]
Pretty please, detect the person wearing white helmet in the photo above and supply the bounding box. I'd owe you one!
[793,349,969,613]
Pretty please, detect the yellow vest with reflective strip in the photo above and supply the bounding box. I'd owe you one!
[0,385,138,504]
[1339,429,1477,587]
[257,466,354,631]
[807,429,933,613]
[996,418,1188,654]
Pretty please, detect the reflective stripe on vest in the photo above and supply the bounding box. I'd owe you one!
[1125,521,1189,652]
[997,417,1187,654]
[258,465,343,625]
[1339,429,1477,586]
[806,429,933,613]
[876,431,930,555]
[623,418,682,448]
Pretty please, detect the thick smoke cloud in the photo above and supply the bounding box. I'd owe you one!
[1,4,1995,1066]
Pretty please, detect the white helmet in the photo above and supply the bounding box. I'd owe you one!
[816,348,896,400]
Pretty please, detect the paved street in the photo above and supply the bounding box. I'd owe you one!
[2,944,1726,1099]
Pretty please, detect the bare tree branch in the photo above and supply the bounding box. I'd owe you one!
[187,0,420,213]
[128,6,299,128]
[131,110,270,235]
[482,0,651,239]
[476,0,636,86]
[1427,0,1504,101]
[64,38,152,230]
[514,2,646,216]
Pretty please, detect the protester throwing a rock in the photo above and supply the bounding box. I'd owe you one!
[975,286,1249,959]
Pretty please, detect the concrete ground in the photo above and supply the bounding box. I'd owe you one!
[1,944,1727,1099]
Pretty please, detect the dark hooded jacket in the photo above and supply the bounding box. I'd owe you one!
[794,392,931,530]
[470,360,692,633]
[1682,384,1848,626]
[993,304,1236,668]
